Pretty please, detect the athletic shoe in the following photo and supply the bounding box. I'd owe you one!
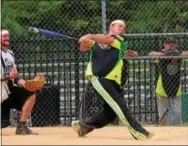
[16,124,38,135]
[71,120,93,137]
[129,127,153,140]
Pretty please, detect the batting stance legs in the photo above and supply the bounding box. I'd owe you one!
[72,77,152,140]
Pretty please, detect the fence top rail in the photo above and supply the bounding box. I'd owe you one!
[124,32,188,38]
[17,60,188,68]
[12,32,188,42]
[124,56,188,60]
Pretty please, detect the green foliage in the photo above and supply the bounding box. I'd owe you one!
[3,0,188,36]
[2,0,188,56]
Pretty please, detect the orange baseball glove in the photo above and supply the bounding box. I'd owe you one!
[25,73,45,92]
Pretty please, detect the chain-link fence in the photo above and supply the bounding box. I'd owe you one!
[2,0,188,126]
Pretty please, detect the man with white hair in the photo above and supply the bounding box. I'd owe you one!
[1,28,38,135]
[71,20,153,140]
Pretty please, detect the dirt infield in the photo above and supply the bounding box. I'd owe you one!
[2,126,188,145]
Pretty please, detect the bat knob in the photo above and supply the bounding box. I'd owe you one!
[28,27,39,33]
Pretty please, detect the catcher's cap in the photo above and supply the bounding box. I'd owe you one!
[110,20,125,27]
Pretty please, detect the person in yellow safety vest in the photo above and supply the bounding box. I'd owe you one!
[149,41,188,125]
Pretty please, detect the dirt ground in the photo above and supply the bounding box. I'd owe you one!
[1,126,188,145]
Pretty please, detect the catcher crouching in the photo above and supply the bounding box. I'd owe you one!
[1,28,44,135]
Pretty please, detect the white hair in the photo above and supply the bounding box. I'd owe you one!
[1,29,9,35]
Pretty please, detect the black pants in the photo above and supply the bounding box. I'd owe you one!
[81,77,149,137]
[1,86,34,128]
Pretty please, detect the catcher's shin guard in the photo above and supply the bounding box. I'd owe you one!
[71,120,94,137]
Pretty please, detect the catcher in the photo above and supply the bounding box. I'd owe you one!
[149,41,188,125]
[1,28,44,135]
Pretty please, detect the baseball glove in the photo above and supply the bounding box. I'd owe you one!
[161,48,180,56]
[25,73,45,92]
[124,50,139,57]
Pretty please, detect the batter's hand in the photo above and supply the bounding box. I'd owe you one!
[79,34,92,43]
[79,34,93,52]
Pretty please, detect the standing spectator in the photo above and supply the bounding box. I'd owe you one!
[149,41,188,125]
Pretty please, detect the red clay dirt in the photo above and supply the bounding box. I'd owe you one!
[2,126,188,145]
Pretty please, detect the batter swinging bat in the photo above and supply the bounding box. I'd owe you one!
[28,27,78,41]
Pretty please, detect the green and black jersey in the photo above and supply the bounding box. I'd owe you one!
[155,58,182,97]
[85,35,128,85]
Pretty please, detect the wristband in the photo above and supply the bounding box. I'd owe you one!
[1,75,9,81]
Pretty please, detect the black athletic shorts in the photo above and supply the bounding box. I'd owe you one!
[1,86,34,128]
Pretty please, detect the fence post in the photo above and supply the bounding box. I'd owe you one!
[101,0,107,33]
[74,44,80,121]
[150,60,158,123]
